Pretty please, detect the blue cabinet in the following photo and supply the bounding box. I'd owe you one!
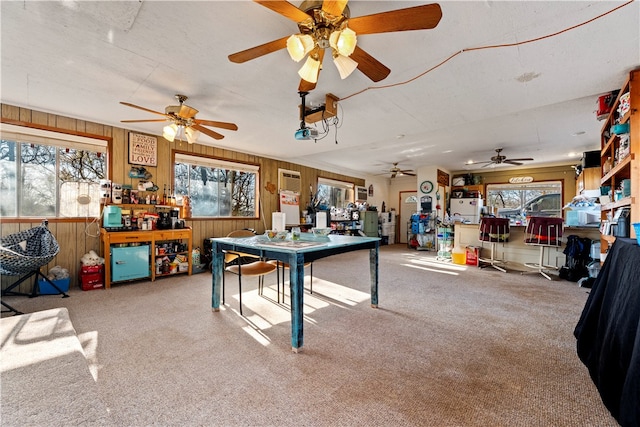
[111,245,150,282]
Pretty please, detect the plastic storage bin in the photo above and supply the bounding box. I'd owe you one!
[38,277,70,295]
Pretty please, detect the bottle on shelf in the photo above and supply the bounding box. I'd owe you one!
[162,185,167,205]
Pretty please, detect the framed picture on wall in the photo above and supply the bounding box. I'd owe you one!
[128,133,157,166]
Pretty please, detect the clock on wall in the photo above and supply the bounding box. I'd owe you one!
[420,180,434,194]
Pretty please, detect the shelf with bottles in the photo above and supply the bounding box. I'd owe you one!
[154,240,190,277]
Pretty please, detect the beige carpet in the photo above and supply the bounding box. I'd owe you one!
[1,245,617,426]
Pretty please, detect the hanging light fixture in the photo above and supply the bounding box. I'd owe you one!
[329,27,356,57]
[286,34,315,62]
[185,126,200,144]
[333,53,358,79]
[162,123,178,142]
[298,55,321,83]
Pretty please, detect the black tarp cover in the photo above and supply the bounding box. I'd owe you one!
[574,238,640,427]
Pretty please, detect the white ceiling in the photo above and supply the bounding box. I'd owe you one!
[2,1,639,179]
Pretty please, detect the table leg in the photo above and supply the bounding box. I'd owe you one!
[211,242,223,312]
[370,244,379,308]
[289,253,305,352]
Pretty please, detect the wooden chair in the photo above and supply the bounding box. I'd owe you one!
[223,230,276,315]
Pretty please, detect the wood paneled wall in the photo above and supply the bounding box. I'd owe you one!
[1,104,363,292]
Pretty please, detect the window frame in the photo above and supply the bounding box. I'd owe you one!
[173,150,260,219]
[485,180,563,223]
[0,122,109,219]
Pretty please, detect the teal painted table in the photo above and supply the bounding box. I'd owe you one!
[210,233,380,352]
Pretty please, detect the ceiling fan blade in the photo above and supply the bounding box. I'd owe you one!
[192,124,224,140]
[505,158,534,162]
[298,48,325,91]
[322,0,348,16]
[194,119,238,131]
[350,46,390,82]
[348,3,442,35]
[504,160,524,166]
[120,119,168,123]
[254,0,312,22]
[481,162,496,168]
[228,36,289,63]
[120,102,167,117]
[400,170,416,176]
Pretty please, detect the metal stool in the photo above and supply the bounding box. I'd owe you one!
[478,217,510,272]
[523,216,564,280]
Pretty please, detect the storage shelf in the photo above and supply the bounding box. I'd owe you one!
[601,197,633,211]
[601,154,632,184]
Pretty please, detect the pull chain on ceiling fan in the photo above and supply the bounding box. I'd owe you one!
[228,0,442,91]
[120,95,238,143]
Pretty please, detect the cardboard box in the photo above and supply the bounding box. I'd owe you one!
[38,277,70,295]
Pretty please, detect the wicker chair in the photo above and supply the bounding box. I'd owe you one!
[1,221,68,315]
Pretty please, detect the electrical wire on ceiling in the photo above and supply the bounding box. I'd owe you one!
[307,102,343,144]
[340,0,635,102]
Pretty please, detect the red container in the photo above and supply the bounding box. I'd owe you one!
[80,265,103,274]
[80,273,103,291]
[465,246,479,266]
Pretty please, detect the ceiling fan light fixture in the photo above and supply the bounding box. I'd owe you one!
[286,34,315,62]
[185,126,200,144]
[329,27,356,57]
[163,123,178,142]
[333,53,358,79]
[298,55,321,83]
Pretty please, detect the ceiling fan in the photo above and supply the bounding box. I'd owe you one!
[228,1,442,91]
[120,95,238,143]
[467,148,534,168]
[382,162,416,178]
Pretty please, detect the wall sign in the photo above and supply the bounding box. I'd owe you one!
[509,176,534,184]
[437,169,450,187]
[129,133,157,166]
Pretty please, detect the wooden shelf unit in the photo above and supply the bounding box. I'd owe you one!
[600,69,640,253]
[100,228,192,288]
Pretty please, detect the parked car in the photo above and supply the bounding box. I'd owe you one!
[498,193,562,221]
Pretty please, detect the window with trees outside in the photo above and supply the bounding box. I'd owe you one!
[174,152,259,218]
[0,124,107,218]
[317,177,354,209]
[486,181,562,225]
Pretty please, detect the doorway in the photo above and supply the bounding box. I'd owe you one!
[398,191,417,244]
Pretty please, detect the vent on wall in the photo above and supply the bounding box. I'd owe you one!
[279,169,301,193]
[356,186,367,201]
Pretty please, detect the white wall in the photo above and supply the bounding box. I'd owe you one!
[363,174,390,211]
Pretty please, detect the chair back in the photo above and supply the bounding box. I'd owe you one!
[525,216,563,246]
[479,217,510,242]
[227,230,255,238]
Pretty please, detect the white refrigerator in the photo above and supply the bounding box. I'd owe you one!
[450,197,483,224]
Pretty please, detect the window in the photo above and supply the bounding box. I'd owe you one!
[174,153,259,218]
[317,177,354,209]
[0,124,107,218]
[486,181,562,224]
